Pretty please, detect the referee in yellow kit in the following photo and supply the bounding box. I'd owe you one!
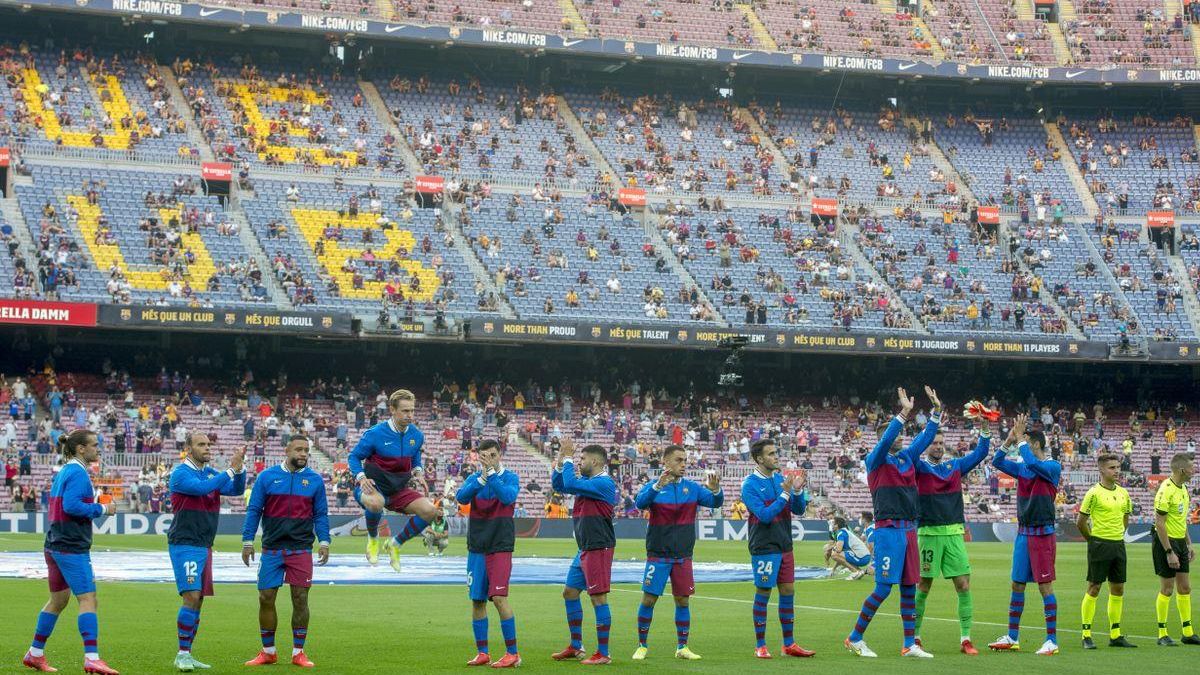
[1153,452,1198,647]
[1077,452,1136,649]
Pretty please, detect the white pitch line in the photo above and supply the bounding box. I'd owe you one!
[610,587,1160,642]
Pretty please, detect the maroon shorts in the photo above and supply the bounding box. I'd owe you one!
[259,550,314,590]
[643,558,695,597]
[574,548,614,595]
[387,488,424,512]
[1013,533,1057,583]
[901,528,921,586]
[778,550,796,585]
[468,551,513,601]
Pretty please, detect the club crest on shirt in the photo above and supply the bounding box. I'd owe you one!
[187,575,196,584]
[409,439,416,446]
[682,487,689,494]
[301,479,309,487]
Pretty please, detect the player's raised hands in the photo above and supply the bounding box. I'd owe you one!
[1003,413,1028,448]
[557,436,575,466]
[655,471,673,490]
[897,387,915,415]
[781,473,796,493]
[704,471,721,493]
[242,543,255,567]
[230,447,246,473]
[924,385,942,410]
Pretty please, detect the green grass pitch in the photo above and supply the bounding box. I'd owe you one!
[1,534,1196,673]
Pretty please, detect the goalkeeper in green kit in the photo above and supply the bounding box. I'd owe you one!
[911,401,997,654]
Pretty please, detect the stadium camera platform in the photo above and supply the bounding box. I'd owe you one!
[0,551,828,586]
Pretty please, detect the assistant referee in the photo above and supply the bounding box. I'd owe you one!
[1153,452,1198,647]
[1076,453,1135,649]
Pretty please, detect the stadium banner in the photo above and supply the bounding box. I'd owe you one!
[95,305,353,335]
[977,205,1001,225]
[200,161,232,181]
[0,146,9,167]
[1148,341,1200,360]
[811,197,838,217]
[1,513,1195,544]
[414,175,445,194]
[0,299,98,327]
[467,318,1109,360]
[1147,210,1175,228]
[11,0,1200,87]
[617,187,647,207]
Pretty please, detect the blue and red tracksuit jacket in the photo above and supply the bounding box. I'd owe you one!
[168,458,246,547]
[740,470,809,555]
[866,412,940,527]
[241,463,331,551]
[552,458,618,551]
[348,420,425,488]
[915,434,991,527]
[992,443,1061,535]
[456,468,520,554]
[635,477,723,560]
[46,459,105,553]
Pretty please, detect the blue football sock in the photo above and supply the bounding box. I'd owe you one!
[30,611,58,651]
[1008,591,1026,641]
[565,598,583,649]
[500,616,518,655]
[636,604,654,647]
[472,618,488,654]
[779,593,795,647]
[78,612,99,658]
[364,511,381,538]
[674,605,690,649]
[900,584,917,648]
[1044,593,1058,644]
[594,604,611,657]
[177,607,199,653]
[850,583,893,642]
[394,515,429,545]
[752,590,770,648]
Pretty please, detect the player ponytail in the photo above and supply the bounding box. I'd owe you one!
[59,429,96,460]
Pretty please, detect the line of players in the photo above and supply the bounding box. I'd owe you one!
[19,387,1199,672]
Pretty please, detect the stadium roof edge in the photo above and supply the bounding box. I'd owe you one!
[5,0,1200,88]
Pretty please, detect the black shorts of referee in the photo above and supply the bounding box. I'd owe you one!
[1087,537,1127,584]
[1152,530,1192,578]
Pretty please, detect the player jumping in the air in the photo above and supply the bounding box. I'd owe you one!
[633,445,723,661]
[349,389,439,572]
[241,435,331,668]
[987,414,1062,656]
[912,403,993,654]
[741,438,816,659]
[1076,452,1135,649]
[845,386,941,659]
[23,430,119,674]
[456,440,522,668]
[551,438,619,665]
[168,433,246,672]
[1152,452,1198,646]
